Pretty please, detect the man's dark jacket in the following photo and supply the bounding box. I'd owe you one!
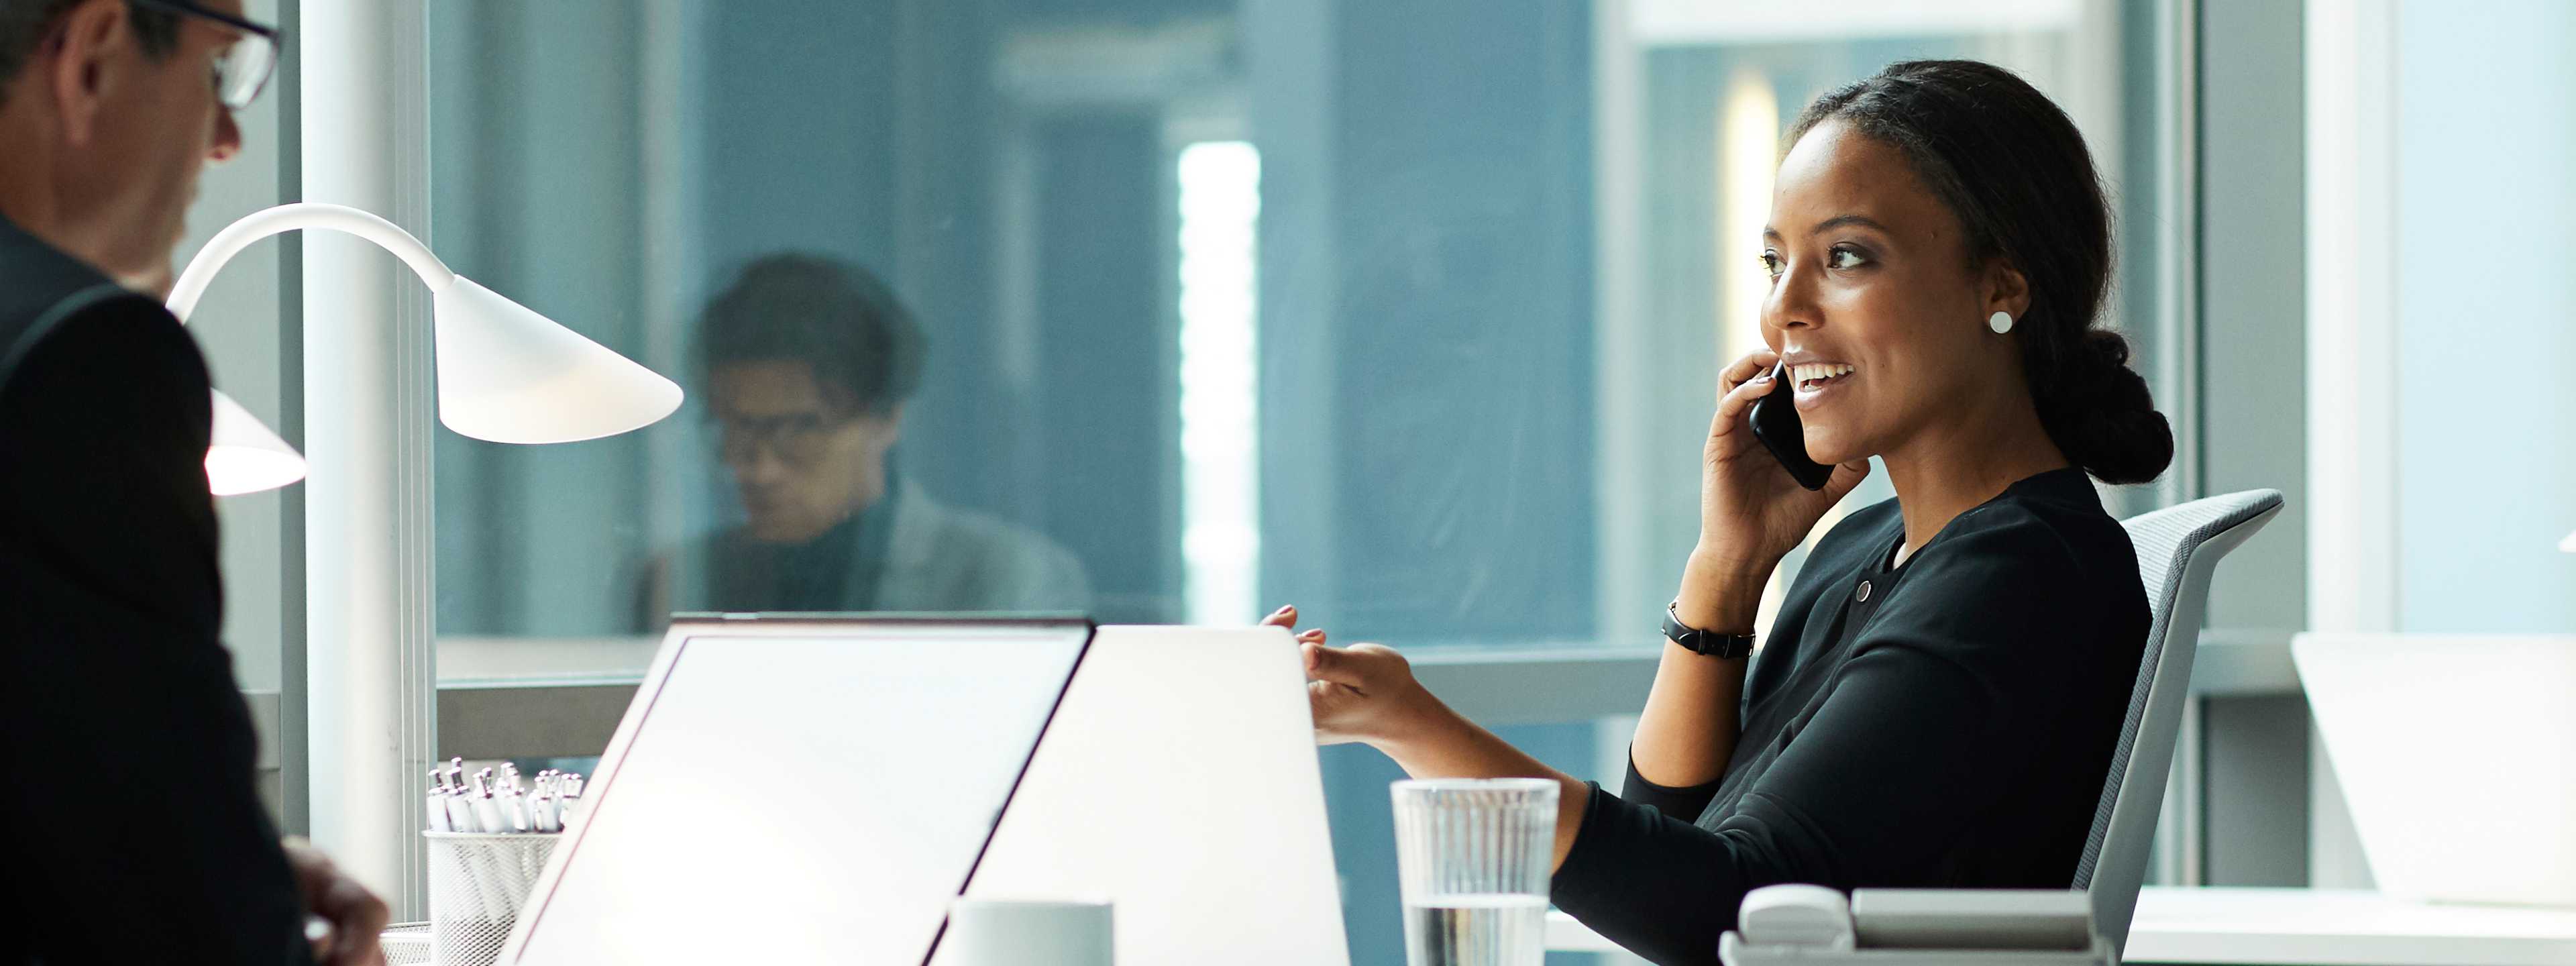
[0,215,309,963]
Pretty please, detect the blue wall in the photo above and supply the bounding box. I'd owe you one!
[2395,0,2576,632]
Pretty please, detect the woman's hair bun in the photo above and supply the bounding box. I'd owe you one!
[2038,330,2172,485]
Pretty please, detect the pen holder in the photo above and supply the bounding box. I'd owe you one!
[425,831,558,966]
[380,922,432,965]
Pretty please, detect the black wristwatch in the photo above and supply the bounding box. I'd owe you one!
[1662,601,1756,658]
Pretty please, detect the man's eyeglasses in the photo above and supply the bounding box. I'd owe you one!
[127,0,280,111]
[715,413,853,468]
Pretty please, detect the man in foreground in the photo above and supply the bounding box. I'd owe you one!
[0,1,385,961]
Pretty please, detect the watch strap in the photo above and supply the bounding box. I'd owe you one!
[1662,601,1755,659]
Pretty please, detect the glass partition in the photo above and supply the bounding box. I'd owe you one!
[427,2,2184,960]
[429,0,2175,660]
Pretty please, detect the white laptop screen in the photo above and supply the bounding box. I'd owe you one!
[507,618,1089,965]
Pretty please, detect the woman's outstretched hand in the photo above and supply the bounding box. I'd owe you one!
[1260,606,1593,869]
[1260,605,1432,746]
[1685,349,1873,625]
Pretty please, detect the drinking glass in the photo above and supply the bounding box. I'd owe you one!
[1391,777,1558,966]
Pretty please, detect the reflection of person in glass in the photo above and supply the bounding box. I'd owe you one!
[635,254,1087,625]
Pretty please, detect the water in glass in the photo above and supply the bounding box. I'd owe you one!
[1403,893,1548,966]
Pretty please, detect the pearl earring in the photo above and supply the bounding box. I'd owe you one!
[1987,311,2014,334]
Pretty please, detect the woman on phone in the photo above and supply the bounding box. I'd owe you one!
[1264,60,2171,966]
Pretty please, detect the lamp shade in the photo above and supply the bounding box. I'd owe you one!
[205,389,309,496]
[2561,528,2575,553]
[169,203,688,493]
[430,276,684,443]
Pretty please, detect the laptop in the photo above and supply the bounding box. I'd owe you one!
[936,625,1351,966]
[501,617,1349,965]
[500,615,1090,965]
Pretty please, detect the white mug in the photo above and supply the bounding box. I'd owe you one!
[945,898,1114,966]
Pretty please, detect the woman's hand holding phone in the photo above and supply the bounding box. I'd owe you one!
[1684,349,1872,629]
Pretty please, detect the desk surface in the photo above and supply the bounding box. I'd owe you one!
[2122,888,2576,965]
[1546,888,2576,966]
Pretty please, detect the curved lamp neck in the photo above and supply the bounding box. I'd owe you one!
[167,202,457,323]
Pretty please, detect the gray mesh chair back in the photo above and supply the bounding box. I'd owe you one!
[2072,488,2284,956]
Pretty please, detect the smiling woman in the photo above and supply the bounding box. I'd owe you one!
[1266,59,2170,966]
[1776,60,2172,488]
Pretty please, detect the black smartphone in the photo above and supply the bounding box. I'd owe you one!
[1747,361,1833,490]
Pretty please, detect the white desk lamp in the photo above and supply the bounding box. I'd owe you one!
[204,390,307,496]
[168,202,684,495]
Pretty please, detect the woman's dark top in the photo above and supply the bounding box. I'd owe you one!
[1550,468,2149,966]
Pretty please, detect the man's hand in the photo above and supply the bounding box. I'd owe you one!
[282,838,389,966]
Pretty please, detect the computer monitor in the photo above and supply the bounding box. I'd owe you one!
[502,616,1090,965]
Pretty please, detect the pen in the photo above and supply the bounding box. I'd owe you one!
[556,771,586,825]
[427,769,451,833]
[470,769,505,835]
[435,767,476,833]
[445,785,477,834]
[448,760,477,831]
[529,771,560,833]
[498,783,529,833]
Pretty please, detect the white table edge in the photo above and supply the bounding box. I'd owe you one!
[1546,888,2576,965]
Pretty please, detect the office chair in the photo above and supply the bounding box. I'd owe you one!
[2076,488,2286,954]
[1719,489,2286,966]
